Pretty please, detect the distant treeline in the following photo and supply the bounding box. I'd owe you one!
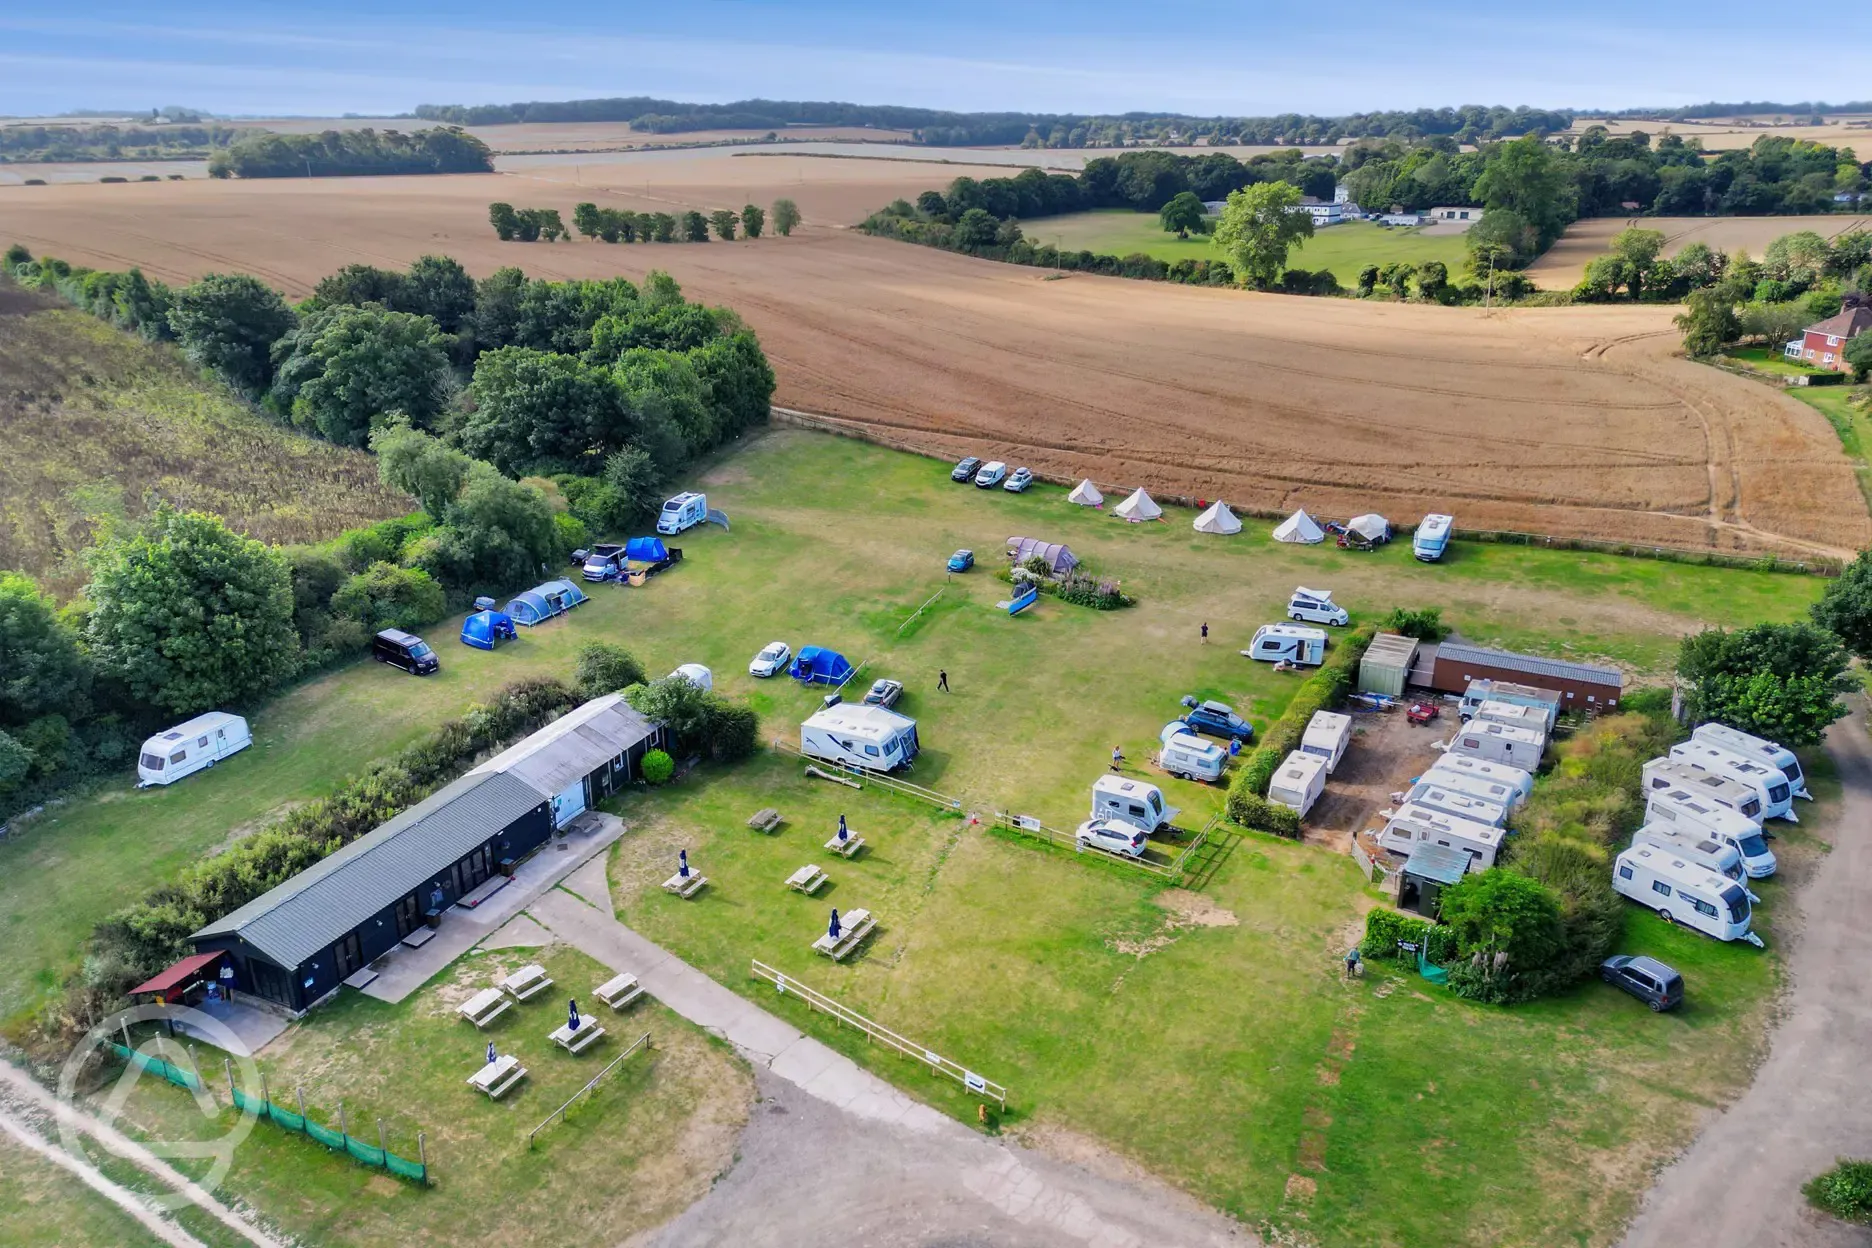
[489,199,799,244]
[1598,99,1872,121]
[208,127,493,178]
[912,149,1333,222]
[0,123,240,163]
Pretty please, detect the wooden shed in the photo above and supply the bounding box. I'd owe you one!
[1427,641,1623,710]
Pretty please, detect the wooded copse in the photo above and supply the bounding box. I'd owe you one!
[208,126,494,178]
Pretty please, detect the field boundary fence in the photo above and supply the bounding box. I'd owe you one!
[106,1039,200,1091]
[225,1065,428,1183]
[527,1032,652,1149]
[749,960,1007,1107]
[771,739,965,811]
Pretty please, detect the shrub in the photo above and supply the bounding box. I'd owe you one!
[640,748,674,785]
[706,700,760,762]
[329,561,446,633]
[1384,606,1450,641]
[573,642,646,699]
[1361,908,1459,963]
[1225,789,1300,838]
[1806,1160,1872,1225]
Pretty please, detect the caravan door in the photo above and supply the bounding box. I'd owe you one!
[550,777,588,828]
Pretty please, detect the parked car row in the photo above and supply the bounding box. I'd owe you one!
[950,456,1033,492]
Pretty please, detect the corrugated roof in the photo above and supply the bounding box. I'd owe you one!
[1363,633,1419,665]
[192,771,546,969]
[1403,843,1470,885]
[1435,641,1623,688]
[470,693,656,797]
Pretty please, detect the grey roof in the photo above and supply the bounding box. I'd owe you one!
[192,771,545,969]
[470,693,656,797]
[1362,633,1419,666]
[1434,641,1623,689]
[1402,842,1471,886]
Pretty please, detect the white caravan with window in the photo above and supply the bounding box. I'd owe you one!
[136,712,251,787]
[1458,680,1561,731]
[1667,741,1795,822]
[1157,727,1226,784]
[1379,803,1505,869]
[1467,699,1550,736]
[1444,720,1545,771]
[1613,845,1762,946]
[1267,752,1327,818]
[1644,785,1775,878]
[1300,711,1353,774]
[1092,775,1180,833]
[1691,723,1809,801]
[799,704,919,772]
[1243,624,1328,666]
[1641,758,1764,823]
[1630,824,1756,898]
[1405,782,1507,828]
[1424,755,1533,803]
[1420,761,1525,811]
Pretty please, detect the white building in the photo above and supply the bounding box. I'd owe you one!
[1290,197,1345,227]
[1427,206,1484,228]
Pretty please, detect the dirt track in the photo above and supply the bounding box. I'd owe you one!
[2,170,1864,556]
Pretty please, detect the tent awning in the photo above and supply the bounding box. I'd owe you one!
[130,951,225,997]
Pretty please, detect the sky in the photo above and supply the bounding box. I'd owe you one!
[3,3,1870,120]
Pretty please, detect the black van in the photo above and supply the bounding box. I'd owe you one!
[373,629,439,675]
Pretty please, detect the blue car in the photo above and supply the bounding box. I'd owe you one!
[1179,695,1254,743]
[947,549,975,572]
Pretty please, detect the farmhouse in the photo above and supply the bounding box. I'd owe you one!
[1785,297,1871,372]
[1422,640,1623,709]
[1290,197,1346,226]
[188,695,660,1012]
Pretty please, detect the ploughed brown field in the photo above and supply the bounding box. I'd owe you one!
[1529,213,1872,290]
[3,167,1864,557]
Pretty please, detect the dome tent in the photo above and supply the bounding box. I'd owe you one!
[1193,501,1242,535]
[1112,488,1162,521]
[1346,513,1392,544]
[1272,510,1325,544]
[789,646,855,686]
[460,609,517,650]
[1067,479,1104,507]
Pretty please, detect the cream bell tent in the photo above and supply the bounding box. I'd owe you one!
[1113,488,1162,521]
[1272,509,1325,544]
[1068,479,1104,507]
[1193,501,1242,535]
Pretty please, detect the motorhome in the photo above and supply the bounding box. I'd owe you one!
[1420,760,1526,810]
[1423,754,1534,803]
[1378,803,1505,869]
[1091,775,1180,833]
[1300,711,1353,774]
[1267,752,1328,819]
[1412,513,1453,562]
[1691,723,1809,801]
[1631,824,1752,892]
[1457,680,1562,731]
[799,704,919,772]
[656,491,708,535]
[1444,721,1545,771]
[1667,741,1795,822]
[1613,845,1761,946]
[1404,782,1507,829]
[1158,727,1226,783]
[1640,758,1763,823]
[1466,699,1551,736]
[1644,786,1776,877]
[136,712,252,787]
[1243,624,1328,667]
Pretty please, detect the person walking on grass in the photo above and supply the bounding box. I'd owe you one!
[1201,622,1209,644]
[938,669,950,693]
[1111,744,1124,771]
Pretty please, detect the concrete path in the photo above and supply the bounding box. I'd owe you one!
[1621,704,1872,1248]
[528,890,1247,1247]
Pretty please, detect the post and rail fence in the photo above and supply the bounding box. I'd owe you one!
[526,1032,652,1149]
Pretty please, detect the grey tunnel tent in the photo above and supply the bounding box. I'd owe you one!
[1006,537,1079,576]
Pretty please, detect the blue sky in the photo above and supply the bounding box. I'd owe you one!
[3,4,1868,119]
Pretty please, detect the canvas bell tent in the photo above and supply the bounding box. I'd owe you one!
[1068,479,1103,506]
[1272,510,1325,544]
[1113,488,1162,521]
[1193,501,1242,535]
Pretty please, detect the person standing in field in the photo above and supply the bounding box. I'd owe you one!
[1201,622,1209,643]
[938,669,950,692]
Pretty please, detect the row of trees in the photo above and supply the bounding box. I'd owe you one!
[0,123,239,162]
[1584,224,1870,307]
[915,149,1335,222]
[207,127,494,178]
[494,199,801,245]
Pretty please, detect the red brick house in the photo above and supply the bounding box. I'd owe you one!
[1788,297,1872,372]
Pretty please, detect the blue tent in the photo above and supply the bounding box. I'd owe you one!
[624,536,668,562]
[789,646,854,686]
[460,610,517,651]
[505,579,589,626]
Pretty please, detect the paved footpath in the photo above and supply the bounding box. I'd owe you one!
[527,889,1247,1248]
[1621,706,1872,1248]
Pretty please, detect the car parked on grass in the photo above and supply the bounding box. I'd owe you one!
[1075,818,1149,858]
[1004,466,1034,492]
[748,641,792,678]
[950,456,983,482]
[374,629,439,675]
[1179,695,1254,742]
[1600,955,1683,1012]
[974,461,1008,488]
[1287,587,1350,627]
[947,549,975,572]
[863,678,904,709]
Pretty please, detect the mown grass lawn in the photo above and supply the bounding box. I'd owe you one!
[0,1128,173,1248]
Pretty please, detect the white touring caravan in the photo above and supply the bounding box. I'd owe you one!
[137,712,252,787]
[1157,726,1226,783]
[1444,721,1545,771]
[1405,782,1507,829]
[1466,699,1551,736]
[1300,711,1353,774]
[1691,723,1810,801]
[1424,755,1534,803]
[1667,741,1795,822]
[656,491,708,535]
[1613,845,1762,946]
[1640,758,1764,823]
[1644,786,1776,877]
[1458,680,1561,731]
[1092,775,1180,833]
[799,704,919,772]
[1630,824,1754,895]
[1421,760,1526,811]
[1379,803,1504,868]
[1267,752,1327,818]
[1243,624,1327,667]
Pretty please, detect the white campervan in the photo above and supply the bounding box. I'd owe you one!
[1458,680,1561,731]
[1667,741,1795,822]
[1613,845,1761,946]
[1266,752,1327,818]
[1300,711,1353,774]
[1423,755,1534,803]
[1092,775,1180,833]
[1421,760,1526,810]
[656,491,708,535]
[1379,803,1504,869]
[1157,726,1226,784]
[1631,824,1756,896]
[1692,723,1810,801]
[136,712,251,787]
[799,704,919,772]
[1286,587,1349,627]
[1644,786,1775,877]
[1467,699,1550,735]
[1404,782,1507,829]
[1244,624,1327,666]
[1444,721,1545,771]
[1640,758,1764,823]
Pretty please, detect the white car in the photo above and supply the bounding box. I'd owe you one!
[1287,586,1349,627]
[748,641,791,678]
[974,461,1008,488]
[1075,818,1149,858]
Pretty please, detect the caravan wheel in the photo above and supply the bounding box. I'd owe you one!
[1658,910,1674,925]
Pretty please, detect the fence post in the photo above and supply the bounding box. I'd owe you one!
[338,1102,348,1146]
[188,1043,201,1089]
[417,1131,427,1173]
[225,1058,235,1101]
[295,1085,307,1128]
[260,1069,269,1109]
[377,1118,387,1161]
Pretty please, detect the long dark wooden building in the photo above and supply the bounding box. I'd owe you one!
[1421,641,1624,710]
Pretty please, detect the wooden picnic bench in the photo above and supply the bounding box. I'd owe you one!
[747,808,783,833]
[500,964,554,1002]
[663,870,708,898]
[823,833,865,858]
[467,1054,526,1099]
[787,864,829,895]
[550,1018,606,1055]
[458,987,512,1029]
[595,973,644,1010]
[812,908,877,961]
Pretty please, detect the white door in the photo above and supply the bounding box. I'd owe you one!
[550,778,588,828]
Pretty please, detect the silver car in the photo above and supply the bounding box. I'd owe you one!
[1075,819,1149,858]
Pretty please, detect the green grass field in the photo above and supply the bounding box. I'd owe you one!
[1031,209,1474,283]
[0,1130,173,1248]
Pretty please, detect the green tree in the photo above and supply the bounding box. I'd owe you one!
[1472,134,1572,246]
[652,213,678,243]
[310,263,405,311]
[402,254,476,333]
[573,201,602,240]
[574,642,646,699]
[462,347,630,476]
[771,198,801,236]
[709,209,739,241]
[269,304,452,446]
[85,508,299,714]
[1415,260,1450,302]
[625,673,715,752]
[1812,549,1872,658]
[489,202,520,240]
[1211,182,1313,289]
[1674,288,1740,356]
[1844,331,1872,383]
[1158,190,1206,238]
[1678,622,1855,745]
[0,572,91,728]
[166,273,295,395]
[407,464,562,591]
[953,208,999,249]
[741,203,764,239]
[329,561,445,632]
[1355,264,1379,297]
[683,211,710,242]
[369,421,469,520]
[602,446,661,518]
[1439,869,1566,971]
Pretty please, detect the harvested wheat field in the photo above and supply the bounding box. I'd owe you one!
[1565,116,1872,151]
[1530,213,1872,290]
[2,171,1864,557]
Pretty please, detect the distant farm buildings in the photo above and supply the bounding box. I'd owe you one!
[1786,296,1871,372]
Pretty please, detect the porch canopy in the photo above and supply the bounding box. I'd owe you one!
[129,951,226,999]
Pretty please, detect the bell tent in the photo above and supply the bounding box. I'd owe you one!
[1272,510,1325,544]
[1067,479,1104,507]
[1113,488,1162,522]
[1193,501,1242,535]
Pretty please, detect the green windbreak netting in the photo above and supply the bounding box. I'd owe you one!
[221,1084,425,1183]
[305,1120,346,1151]
[110,1043,200,1090]
[345,1138,386,1167]
[384,1152,427,1182]
[268,1104,306,1131]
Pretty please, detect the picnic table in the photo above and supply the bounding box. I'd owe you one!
[747,808,783,833]
[787,864,829,895]
[823,832,866,858]
[500,964,554,1002]
[812,908,877,961]
[663,870,708,898]
[458,987,512,1029]
[595,973,644,1010]
[550,1017,607,1054]
[467,1054,526,1099]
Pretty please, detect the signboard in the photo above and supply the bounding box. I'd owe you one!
[1397,940,1420,953]
[775,976,787,995]
[964,1071,987,1094]
[924,1049,942,1066]
[1015,815,1042,832]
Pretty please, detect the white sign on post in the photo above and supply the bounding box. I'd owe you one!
[1016,815,1042,832]
[775,976,787,995]
[964,1071,987,1094]
[924,1049,942,1066]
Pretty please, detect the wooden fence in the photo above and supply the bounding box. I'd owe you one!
[526,1032,652,1148]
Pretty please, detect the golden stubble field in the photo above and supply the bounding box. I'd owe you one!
[1529,214,1872,290]
[1,166,1864,557]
